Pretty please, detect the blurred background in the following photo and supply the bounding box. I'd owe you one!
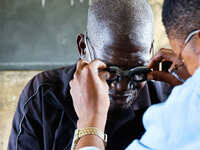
[0,0,169,149]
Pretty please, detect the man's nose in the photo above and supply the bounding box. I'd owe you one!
[110,77,131,92]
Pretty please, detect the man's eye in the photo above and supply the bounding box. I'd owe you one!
[108,72,118,81]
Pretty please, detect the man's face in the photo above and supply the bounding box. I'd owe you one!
[84,34,150,110]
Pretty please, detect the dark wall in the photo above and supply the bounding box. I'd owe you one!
[0,0,89,70]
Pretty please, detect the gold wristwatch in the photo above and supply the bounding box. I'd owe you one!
[71,127,107,150]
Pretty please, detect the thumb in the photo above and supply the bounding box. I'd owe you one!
[147,71,183,86]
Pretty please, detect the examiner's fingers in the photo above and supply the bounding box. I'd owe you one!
[69,80,74,88]
[89,59,107,73]
[75,59,89,74]
[158,48,175,54]
[77,59,89,70]
[147,71,183,86]
[148,48,178,69]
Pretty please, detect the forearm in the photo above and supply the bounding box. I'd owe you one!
[70,60,110,150]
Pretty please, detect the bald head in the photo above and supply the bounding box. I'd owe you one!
[76,0,155,110]
[87,0,154,51]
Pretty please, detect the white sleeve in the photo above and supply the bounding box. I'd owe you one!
[125,140,153,150]
[78,141,152,150]
[134,68,200,150]
[79,146,101,150]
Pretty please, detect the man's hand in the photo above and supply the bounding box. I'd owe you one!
[147,48,191,86]
[69,59,110,130]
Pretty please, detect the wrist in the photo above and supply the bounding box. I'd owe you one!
[72,127,107,150]
[77,116,107,131]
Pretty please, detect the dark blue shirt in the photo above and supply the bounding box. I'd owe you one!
[8,64,171,150]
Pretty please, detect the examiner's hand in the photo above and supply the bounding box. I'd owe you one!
[147,48,191,86]
[69,59,110,130]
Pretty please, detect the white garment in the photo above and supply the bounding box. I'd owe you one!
[79,147,101,150]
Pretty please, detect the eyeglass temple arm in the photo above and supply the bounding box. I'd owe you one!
[185,30,200,44]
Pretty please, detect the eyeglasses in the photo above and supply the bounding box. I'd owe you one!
[84,32,152,83]
[169,29,200,82]
[84,32,97,60]
[103,66,151,83]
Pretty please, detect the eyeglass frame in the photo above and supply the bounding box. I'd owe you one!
[84,32,153,83]
[103,66,151,83]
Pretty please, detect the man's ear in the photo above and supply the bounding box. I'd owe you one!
[77,34,87,59]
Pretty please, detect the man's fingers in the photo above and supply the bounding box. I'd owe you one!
[147,71,183,86]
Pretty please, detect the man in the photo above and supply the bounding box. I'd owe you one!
[8,0,173,150]
[71,0,200,149]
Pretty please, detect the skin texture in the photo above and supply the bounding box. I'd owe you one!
[77,0,154,110]
[147,48,191,86]
[69,60,109,150]
[169,36,200,75]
